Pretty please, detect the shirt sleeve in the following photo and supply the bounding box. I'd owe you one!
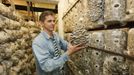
[59,36,68,51]
[32,43,69,72]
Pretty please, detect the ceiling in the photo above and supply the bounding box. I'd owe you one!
[2,0,59,21]
[25,0,59,4]
[3,0,59,12]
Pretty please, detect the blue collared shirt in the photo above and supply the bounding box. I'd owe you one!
[32,31,69,75]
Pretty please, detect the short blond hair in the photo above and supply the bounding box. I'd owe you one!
[39,11,55,22]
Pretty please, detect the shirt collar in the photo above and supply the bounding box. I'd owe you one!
[41,31,56,40]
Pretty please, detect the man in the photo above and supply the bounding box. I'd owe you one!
[32,11,84,75]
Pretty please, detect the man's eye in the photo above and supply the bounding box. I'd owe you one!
[48,20,51,22]
[48,20,55,22]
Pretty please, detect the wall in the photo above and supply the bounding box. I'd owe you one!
[58,0,134,75]
[0,3,40,75]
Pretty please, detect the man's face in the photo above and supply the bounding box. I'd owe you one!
[42,15,55,32]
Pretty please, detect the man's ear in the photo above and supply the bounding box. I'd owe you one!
[39,21,43,25]
[38,21,44,30]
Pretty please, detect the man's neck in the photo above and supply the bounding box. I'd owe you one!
[43,29,53,37]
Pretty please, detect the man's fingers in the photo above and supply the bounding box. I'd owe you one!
[76,46,85,50]
[76,43,85,47]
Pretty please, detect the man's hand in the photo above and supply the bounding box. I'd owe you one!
[66,43,85,56]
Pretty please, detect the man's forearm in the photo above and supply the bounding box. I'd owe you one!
[41,53,69,72]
